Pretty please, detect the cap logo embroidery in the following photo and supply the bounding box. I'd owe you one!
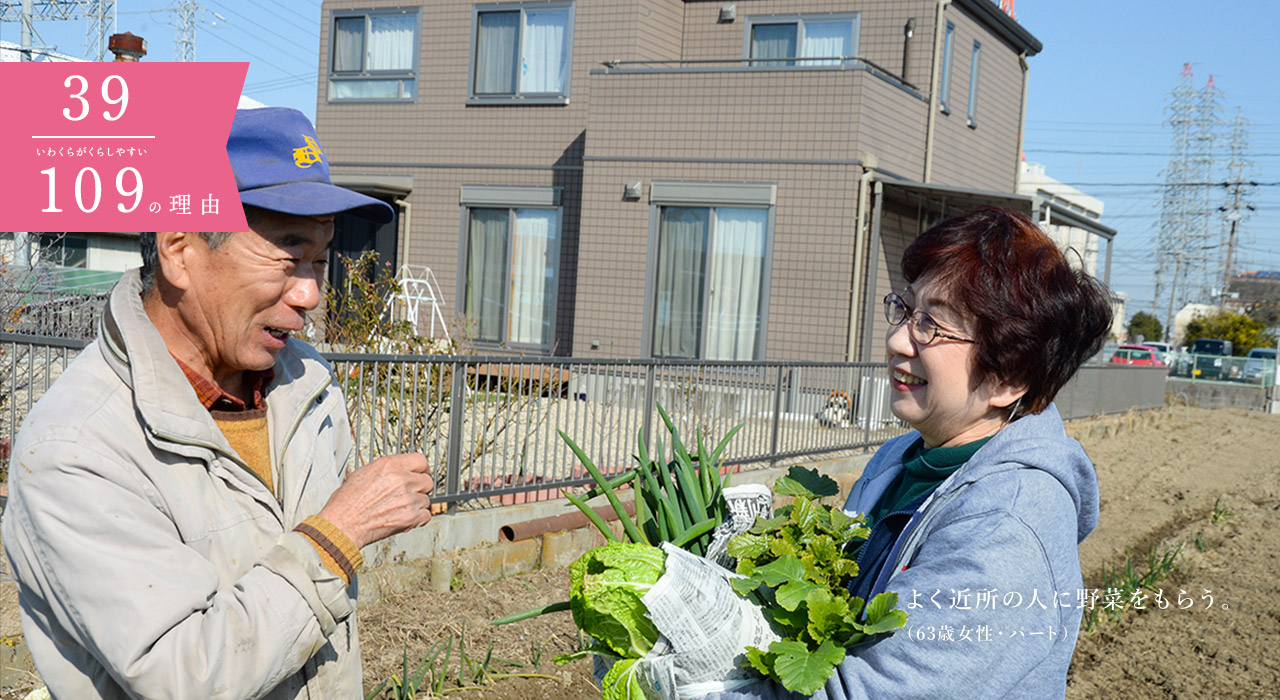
[292,135,324,168]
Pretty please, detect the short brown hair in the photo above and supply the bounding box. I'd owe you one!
[902,207,1113,416]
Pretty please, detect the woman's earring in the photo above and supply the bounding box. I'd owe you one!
[1004,396,1023,426]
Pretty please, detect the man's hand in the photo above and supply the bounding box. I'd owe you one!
[317,453,434,550]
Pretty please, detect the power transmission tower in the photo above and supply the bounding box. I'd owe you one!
[1188,75,1223,301]
[169,0,221,62]
[0,1,115,61]
[171,0,197,61]
[1154,64,1223,339]
[1219,108,1257,305]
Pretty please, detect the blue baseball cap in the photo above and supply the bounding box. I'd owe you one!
[228,107,393,223]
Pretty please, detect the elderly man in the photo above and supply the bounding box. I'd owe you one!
[2,108,433,697]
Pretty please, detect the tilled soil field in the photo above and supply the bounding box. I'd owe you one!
[4,405,1279,698]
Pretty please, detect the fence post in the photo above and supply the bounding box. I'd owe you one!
[642,363,656,450]
[445,360,466,514]
[769,365,784,465]
[862,366,873,448]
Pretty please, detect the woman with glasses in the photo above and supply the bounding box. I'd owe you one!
[707,207,1113,699]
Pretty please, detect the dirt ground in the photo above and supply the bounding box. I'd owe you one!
[3,405,1279,698]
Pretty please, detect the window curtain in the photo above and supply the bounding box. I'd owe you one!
[750,24,796,67]
[466,209,509,342]
[800,21,851,66]
[653,207,708,358]
[367,14,415,71]
[508,209,558,346]
[475,11,519,94]
[333,17,364,72]
[705,208,766,361]
[330,79,404,100]
[520,8,568,93]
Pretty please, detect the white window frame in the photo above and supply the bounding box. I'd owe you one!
[939,22,955,113]
[468,1,575,105]
[456,186,563,352]
[967,40,981,128]
[742,13,861,67]
[644,182,777,361]
[327,7,420,103]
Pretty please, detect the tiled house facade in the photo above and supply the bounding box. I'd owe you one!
[315,0,1044,362]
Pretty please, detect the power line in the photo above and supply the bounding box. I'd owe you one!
[202,28,303,78]
[203,0,316,57]
[1027,148,1280,157]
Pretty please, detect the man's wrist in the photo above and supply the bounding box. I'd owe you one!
[296,515,364,584]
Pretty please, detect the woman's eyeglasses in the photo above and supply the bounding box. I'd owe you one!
[883,293,976,346]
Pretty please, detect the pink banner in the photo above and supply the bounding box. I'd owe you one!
[0,62,247,233]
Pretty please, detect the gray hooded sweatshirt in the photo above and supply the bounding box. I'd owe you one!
[705,404,1098,699]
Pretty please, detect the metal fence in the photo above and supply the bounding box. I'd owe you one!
[325,354,906,507]
[0,333,907,509]
[1,331,1183,511]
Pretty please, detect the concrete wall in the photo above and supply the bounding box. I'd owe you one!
[85,234,141,272]
[1167,378,1271,412]
[1056,365,1166,420]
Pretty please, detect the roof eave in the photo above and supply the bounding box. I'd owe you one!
[953,0,1043,57]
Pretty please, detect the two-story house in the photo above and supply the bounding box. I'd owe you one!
[315,0,1045,362]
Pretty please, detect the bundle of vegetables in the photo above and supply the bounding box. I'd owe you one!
[495,410,908,697]
[726,467,907,695]
[491,404,739,626]
[559,403,741,555]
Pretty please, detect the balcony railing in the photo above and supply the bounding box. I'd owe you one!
[595,56,919,93]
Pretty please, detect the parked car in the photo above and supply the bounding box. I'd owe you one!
[1243,347,1277,385]
[1143,341,1174,366]
[1190,338,1233,380]
[1109,345,1167,370]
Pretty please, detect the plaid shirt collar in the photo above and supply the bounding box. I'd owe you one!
[171,355,274,412]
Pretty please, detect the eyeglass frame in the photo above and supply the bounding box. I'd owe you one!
[883,292,977,346]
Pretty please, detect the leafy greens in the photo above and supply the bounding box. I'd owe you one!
[727,467,908,695]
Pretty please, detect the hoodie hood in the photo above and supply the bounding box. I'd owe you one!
[944,403,1099,543]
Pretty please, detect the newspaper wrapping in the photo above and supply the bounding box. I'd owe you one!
[594,485,779,698]
[704,484,774,569]
[635,543,781,699]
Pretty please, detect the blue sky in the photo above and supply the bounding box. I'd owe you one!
[7,0,1277,322]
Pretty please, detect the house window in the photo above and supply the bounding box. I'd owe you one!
[470,2,574,102]
[939,22,955,112]
[745,14,859,67]
[461,194,561,348]
[328,8,419,102]
[967,40,981,127]
[36,234,87,268]
[651,206,771,361]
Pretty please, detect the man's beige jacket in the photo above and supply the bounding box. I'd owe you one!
[2,269,362,698]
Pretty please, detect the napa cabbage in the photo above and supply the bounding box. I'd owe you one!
[568,543,666,659]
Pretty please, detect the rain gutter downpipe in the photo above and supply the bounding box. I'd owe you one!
[922,0,952,183]
[1014,52,1030,190]
[848,154,878,363]
[395,197,412,266]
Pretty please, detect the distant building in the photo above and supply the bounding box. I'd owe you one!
[316,0,1048,361]
[0,40,85,63]
[1109,291,1127,342]
[1017,161,1114,280]
[1172,302,1218,347]
[1225,270,1280,311]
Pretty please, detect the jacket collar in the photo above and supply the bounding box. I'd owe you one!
[99,269,333,457]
